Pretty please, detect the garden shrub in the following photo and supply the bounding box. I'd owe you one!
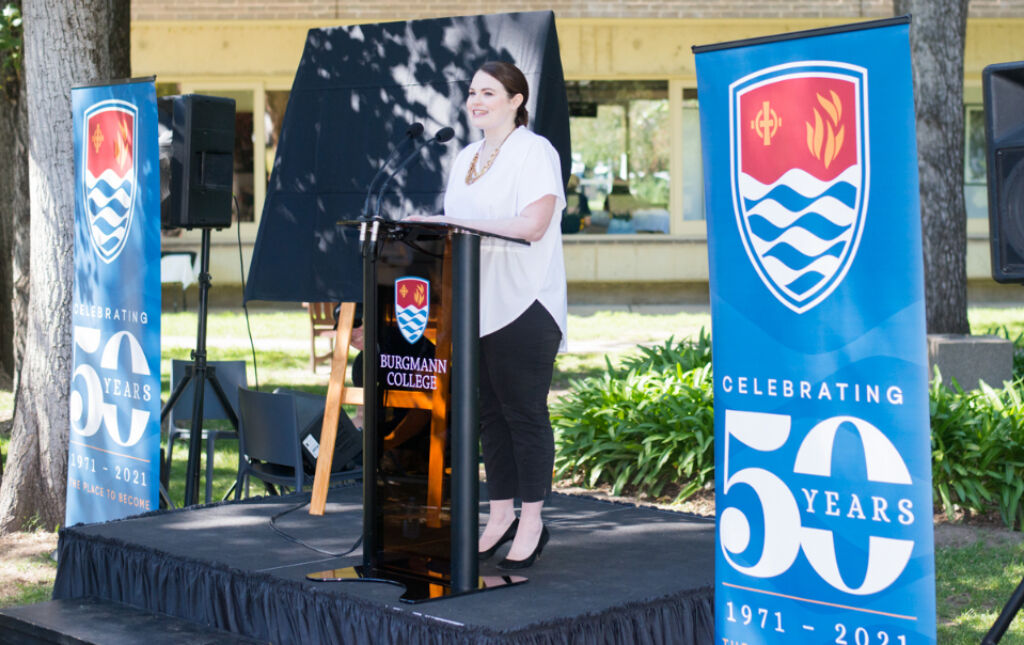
[931,373,1024,529]
[552,333,714,502]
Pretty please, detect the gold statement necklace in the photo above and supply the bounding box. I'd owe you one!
[465,128,515,185]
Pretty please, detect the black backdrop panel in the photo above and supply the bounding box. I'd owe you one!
[245,11,570,303]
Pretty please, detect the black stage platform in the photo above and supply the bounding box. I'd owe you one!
[52,485,714,644]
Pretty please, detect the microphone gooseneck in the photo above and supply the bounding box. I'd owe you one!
[362,122,424,218]
[374,127,456,219]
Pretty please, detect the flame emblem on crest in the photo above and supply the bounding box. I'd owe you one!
[807,91,845,168]
[115,118,132,171]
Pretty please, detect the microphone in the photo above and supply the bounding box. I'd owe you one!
[362,122,424,218]
[374,127,455,219]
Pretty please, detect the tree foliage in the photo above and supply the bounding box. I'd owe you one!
[0,4,21,95]
[569,99,671,206]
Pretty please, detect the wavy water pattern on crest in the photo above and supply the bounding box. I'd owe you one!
[743,182,856,214]
[90,209,128,233]
[760,229,848,258]
[739,166,860,302]
[87,180,132,203]
[745,194,856,230]
[761,254,840,289]
[85,168,135,260]
[91,227,127,250]
[747,211,850,243]
[88,190,131,211]
[397,306,428,344]
[739,166,861,200]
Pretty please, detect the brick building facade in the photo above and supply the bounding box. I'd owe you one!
[132,0,1024,21]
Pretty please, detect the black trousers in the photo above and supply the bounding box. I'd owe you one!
[479,300,562,503]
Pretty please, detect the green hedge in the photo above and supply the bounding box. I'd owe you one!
[553,330,1024,529]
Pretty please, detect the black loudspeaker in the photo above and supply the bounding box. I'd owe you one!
[299,410,363,476]
[984,62,1024,282]
[273,388,363,475]
[159,94,236,230]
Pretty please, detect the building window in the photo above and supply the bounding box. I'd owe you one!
[965,104,987,219]
[682,89,705,221]
[565,80,670,234]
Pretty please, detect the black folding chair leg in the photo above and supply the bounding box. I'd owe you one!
[223,480,238,501]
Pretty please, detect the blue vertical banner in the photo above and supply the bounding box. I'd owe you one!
[68,79,161,526]
[694,17,936,644]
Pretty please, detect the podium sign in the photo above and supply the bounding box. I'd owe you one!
[372,233,456,575]
[694,18,936,643]
[68,79,161,526]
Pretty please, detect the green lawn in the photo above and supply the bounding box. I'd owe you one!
[935,533,1024,642]
[2,306,1024,638]
[969,307,1024,339]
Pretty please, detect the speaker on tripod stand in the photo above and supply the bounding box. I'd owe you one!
[984,61,1024,283]
[982,60,1024,645]
[158,94,238,507]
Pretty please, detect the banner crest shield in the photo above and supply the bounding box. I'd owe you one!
[83,100,138,264]
[730,62,869,313]
[395,277,429,344]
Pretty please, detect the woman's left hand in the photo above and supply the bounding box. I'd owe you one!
[406,214,444,223]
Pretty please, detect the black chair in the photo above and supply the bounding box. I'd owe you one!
[166,359,247,503]
[234,387,361,499]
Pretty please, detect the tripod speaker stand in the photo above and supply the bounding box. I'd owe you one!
[159,230,238,506]
[157,93,237,507]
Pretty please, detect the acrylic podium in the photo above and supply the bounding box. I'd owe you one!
[307,218,528,602]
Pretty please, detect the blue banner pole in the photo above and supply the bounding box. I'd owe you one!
[694,17,936,644]
[68,78,161,526]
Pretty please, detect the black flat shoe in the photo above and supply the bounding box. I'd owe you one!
[478,517,519,561]
[497,525,549,570]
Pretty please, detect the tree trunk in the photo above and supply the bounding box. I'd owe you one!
[0,0,130,534]
[894,0,971,334]
[0,1,30,394]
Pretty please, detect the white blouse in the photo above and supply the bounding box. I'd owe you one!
[443,126,568,349]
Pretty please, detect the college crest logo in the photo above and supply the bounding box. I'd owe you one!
[83,100,138,264]
[730,62,869,314]
[395,277,429,344]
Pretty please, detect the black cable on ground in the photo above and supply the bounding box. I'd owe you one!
[234,194,260,391]
[269,500,363,557]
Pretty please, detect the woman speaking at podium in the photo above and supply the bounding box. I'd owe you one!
[411,61,566,570]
